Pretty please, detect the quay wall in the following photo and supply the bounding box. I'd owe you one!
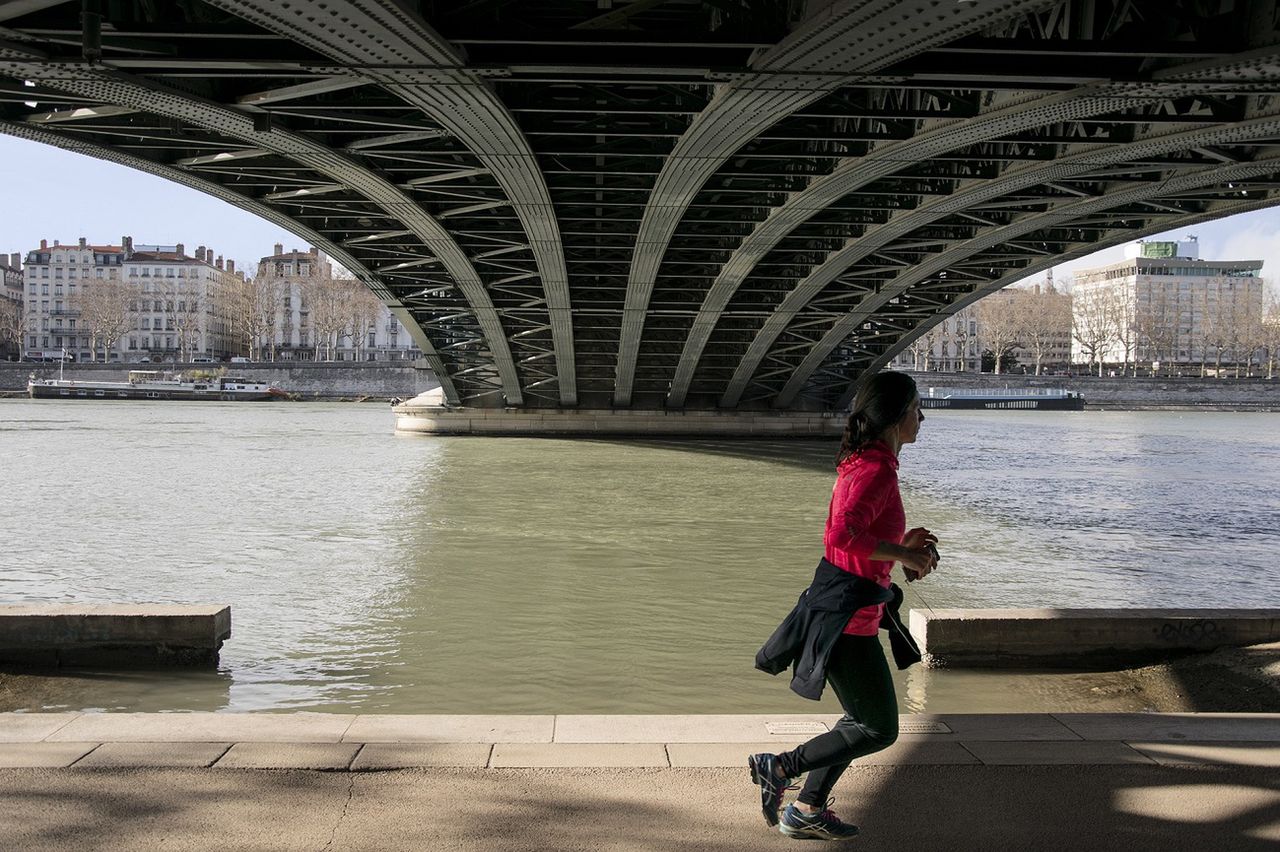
[0,362,439,399]
[3,363,1277,408]
[910,608,1280,668]
[907,371,1280,410]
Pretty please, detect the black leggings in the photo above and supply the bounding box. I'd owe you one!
[776,633,899,807]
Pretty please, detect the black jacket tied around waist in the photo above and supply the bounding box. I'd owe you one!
[755,557,922,701]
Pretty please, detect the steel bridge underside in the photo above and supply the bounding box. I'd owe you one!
[4,0,1280,411]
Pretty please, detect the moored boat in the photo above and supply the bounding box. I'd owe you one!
[28,370,289,402]
[919,387,1084,410]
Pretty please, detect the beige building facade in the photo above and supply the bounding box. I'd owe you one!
[256,244,421,362]
[21,236,242,363]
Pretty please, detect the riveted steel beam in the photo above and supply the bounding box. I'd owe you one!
[208,0,578,405]
[776,148,1280,408]
[713,39,1280,406]
[0,117,460,404]
[722,90,1280,409]
[0,42,521,404]
[611,0,1058,406]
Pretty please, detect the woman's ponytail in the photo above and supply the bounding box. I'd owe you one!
[835,371,918,467]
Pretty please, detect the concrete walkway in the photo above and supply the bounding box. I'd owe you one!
[2,712,1278,850]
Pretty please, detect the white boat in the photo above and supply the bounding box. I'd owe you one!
[28,369,289,402]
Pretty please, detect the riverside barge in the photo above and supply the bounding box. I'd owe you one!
[920,387,1084,411]
[28,370,288,402]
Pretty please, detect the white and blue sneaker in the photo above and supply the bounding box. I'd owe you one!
[779,800,860,841]
[747,752,795,826]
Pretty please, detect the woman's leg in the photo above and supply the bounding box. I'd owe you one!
[776,633,899,806]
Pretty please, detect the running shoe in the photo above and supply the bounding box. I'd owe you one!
[779,800,860,841]
[747,752,794,826]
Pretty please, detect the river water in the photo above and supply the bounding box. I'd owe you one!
[1,401,1277,715]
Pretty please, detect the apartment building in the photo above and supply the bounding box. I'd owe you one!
[255,243,421,361]
[1,252,22,361]
[22,236,241,362]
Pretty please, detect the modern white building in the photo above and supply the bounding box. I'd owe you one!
[1071,237,1265,372]
[255,243,421,361]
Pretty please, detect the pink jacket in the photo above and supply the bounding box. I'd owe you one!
[824,441,906,636]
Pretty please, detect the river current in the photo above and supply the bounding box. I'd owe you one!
[1,402,1276,714]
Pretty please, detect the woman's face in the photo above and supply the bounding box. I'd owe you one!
[897,395,924,445]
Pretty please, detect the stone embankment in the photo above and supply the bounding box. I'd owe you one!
[908,371,1280,411]
[2,362,1277,408]
[0,361,438,401]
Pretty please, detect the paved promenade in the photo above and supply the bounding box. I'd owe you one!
[2,712,1277,850]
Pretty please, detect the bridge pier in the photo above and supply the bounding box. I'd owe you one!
[393,399,843,438]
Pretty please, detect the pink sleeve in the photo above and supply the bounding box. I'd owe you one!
[828,462,895,558]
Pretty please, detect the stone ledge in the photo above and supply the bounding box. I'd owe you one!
[910,608,1280,668]
[0,605,231,668]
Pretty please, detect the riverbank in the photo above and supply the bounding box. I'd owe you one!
[4,363,1277,408]
[903,371,1280,411]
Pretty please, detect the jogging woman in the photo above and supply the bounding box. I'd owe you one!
[749,370,938,841]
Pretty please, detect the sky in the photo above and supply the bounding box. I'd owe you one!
[4,133,1280,288]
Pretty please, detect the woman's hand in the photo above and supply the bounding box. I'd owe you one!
[898,542,939,582]
[902,527,938,551]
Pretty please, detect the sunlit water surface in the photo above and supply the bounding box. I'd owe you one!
[1,401,1276,714]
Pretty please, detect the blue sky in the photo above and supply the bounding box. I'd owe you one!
[4,133,1279,288]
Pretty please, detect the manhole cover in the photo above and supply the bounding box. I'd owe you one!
[766,722,828,736]
[900,720,952,734]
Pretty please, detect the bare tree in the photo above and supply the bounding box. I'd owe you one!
[1199,287,1232,377]
[305,275,346,361]
[1134,283,1179,376]
[160,276,204,361]
[339,280,383,362]
[1014,286,1071,375]
[70,279,136,362]
[976,291,1022,374]
[1262,287,1280,379]
[1107,285,1138,377]
[1071,285,1116,377]
[951,306,974,371]
[219,274,282,360]
[1219,284,1267,378]
[0,296,26,359]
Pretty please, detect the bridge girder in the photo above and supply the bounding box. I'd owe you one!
[3,0,1280,410]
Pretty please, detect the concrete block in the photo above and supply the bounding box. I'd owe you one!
[0,712,80,742]
[490,743,669,768]
[1053,712,1280,742]
[342,715,553,743]
[960,740,1156,765]
[212,742,361,770]
[74,741,231,768]
[47,712,354,743]
[911,608,1280,667]
[0,605,231,666]
[0,742,99,768]
[1127,742,1280,766]
[350,743,493,769]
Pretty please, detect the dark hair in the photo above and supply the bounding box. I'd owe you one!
[836,371,918,467]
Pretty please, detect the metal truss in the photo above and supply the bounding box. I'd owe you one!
[4,0,1280,411]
